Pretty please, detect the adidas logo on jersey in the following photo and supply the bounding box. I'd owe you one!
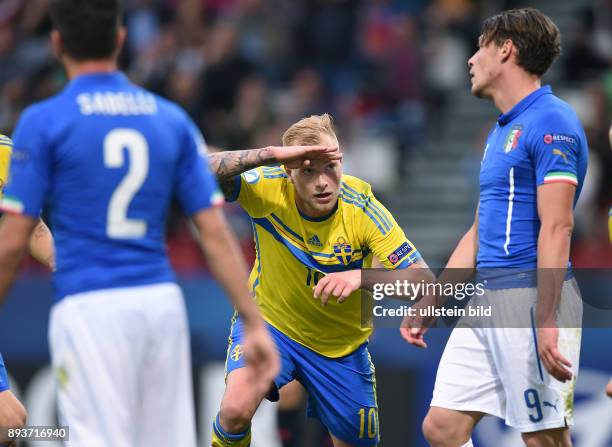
[307,235,323,247]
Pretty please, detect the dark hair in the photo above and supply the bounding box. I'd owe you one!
[480,8,561,77]
[48,0,123,61]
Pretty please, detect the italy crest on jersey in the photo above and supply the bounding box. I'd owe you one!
[333,236,352,265]
[503,124,523,153]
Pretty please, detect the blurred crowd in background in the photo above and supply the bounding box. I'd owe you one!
[1,0,610,272]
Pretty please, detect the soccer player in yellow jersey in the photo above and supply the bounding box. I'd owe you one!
[207,114,432,447]
[0,134,55,445]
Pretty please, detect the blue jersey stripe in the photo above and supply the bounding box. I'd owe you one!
[339,193,388,236]
[341,182,392,227]
[226,175,241,202]
[340,184,392,231]
[269,213,359,260]
[253,217,363,273]
[263,173,288,179]
[251,220,262,291]
[530,307,545,382]
[341,182,393,229]
[270,213,304,242]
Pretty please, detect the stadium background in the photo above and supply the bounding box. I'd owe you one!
[0,0,610,445]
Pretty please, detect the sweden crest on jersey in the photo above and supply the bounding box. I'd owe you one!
[333,236,352,265]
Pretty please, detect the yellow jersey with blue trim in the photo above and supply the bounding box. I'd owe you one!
[230,166,421,358]
[0,135,12,201]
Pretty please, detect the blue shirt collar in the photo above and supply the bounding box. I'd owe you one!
[497,85,552,126]
[297,200,339,222]
[67,71,127,89]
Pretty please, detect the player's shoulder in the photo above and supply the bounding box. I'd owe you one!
[530,93,582,131]
[340,174,373,197]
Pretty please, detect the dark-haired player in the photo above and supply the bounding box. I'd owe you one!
[402,8,588,447]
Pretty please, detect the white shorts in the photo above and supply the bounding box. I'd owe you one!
[431,279,582,433]
[49,282,196,447]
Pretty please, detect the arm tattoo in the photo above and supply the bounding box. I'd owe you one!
[208,148,276,199]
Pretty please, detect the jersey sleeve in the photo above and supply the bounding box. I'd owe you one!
[0,108,50,218]
[529,116,582,187]
[174,118,224,216]
[360,193,421,270]
[227,166,287,218]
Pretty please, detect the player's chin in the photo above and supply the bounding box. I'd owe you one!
[310,200,336,215]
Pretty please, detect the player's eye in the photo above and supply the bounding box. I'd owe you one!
[326,162,336,170]
[302,168,313,175]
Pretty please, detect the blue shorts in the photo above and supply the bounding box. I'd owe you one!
[0,352,10,392]
[225,317,380,446]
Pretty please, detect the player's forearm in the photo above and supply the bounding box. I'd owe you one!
[208,147,277,200]
[28,219,55,271]
[437,223,478,293]
[208,147,276,183]
[535,220,572,324]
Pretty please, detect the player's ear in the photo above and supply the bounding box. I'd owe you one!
[50,29,63,59]
[499,39,513,63]
[116,26,127,55]
[284,167,294,184]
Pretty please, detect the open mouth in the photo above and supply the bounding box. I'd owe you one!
[314,192,333,203]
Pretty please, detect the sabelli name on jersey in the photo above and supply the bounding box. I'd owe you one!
[76,92,157,116]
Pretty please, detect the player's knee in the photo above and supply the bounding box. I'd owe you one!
[422,413,448,446]
[423,412,466,447]
[219,400,254,433]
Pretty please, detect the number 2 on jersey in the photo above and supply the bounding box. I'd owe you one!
[104,129,149,238]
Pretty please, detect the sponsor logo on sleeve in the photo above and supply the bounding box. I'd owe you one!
[387,241,414,265]
[543,134,576,146]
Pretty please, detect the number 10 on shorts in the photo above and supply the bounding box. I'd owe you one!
[358,407,379,439]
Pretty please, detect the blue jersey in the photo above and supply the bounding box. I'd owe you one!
[0,72,223,300]
[477,85,588,269]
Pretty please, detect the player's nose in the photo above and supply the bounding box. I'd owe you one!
[315,174,328,188]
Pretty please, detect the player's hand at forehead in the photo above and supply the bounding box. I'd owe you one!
[270,145,341,170]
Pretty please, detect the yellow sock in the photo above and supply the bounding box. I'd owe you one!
[211,413,251,447]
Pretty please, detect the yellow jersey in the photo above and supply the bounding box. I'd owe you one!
[0,135,12,200]
[232,166,420,357]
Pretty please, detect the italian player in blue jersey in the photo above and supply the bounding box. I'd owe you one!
[206,114,433,447]
[402,8,588,447]
[0,1,281,446]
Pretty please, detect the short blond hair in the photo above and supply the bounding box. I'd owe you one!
[282,114,338,146]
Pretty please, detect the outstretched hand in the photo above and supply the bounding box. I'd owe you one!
[313,270,361,306]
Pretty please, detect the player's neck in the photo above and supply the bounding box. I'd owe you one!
[295,197,338,220]
[491,72,542,115]
[64,59,118,80]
